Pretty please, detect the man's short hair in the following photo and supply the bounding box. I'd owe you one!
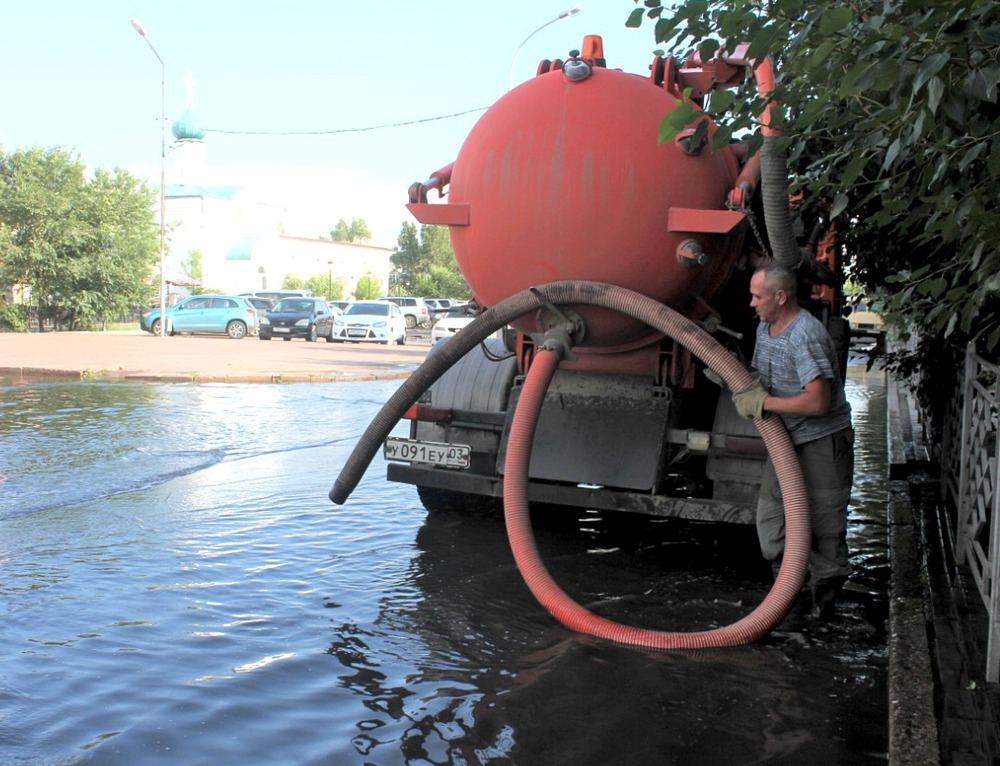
[756,262,798,296]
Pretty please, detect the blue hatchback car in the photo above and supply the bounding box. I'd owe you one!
[140,295,259,339]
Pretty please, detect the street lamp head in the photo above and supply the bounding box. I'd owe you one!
[507,5,584,91]
[130,18,147,37]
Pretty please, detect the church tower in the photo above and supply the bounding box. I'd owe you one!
[171,70,206,184]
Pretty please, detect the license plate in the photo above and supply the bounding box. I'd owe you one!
[348,328,368,337]
[274,327,289,333]
[383,437,471,468]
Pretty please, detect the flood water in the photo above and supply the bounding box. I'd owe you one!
[1,364,888,765]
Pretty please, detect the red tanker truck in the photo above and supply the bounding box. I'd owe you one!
[332,35,848,647]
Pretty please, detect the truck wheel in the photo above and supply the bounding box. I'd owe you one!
[404,315,417,329]
[417,486,501,516]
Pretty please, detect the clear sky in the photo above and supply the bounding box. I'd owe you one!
[2,1,665,247]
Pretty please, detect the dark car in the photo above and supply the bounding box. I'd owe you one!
[259,297,336,341]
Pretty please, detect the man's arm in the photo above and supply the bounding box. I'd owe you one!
[764,376,831,418]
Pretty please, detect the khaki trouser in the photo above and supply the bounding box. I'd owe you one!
[756,427,855,585]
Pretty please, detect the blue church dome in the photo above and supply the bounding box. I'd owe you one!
[172,108,206,141]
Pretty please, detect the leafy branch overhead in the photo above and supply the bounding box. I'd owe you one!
[629,0,1000,349]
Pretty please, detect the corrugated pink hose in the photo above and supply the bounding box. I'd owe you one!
[331,281,810,646]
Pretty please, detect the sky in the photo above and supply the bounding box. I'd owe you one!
[1,1,666,248]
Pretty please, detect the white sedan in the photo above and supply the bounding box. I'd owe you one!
[330,300,407,344]
[431,304,478,343]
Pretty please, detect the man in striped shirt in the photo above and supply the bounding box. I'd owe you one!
[734,262,854,619]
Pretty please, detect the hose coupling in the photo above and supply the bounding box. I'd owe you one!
[528,287,585,361]
[531,328,578,362]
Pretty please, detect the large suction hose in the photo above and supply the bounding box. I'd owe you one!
[331,281,810,648]
[753,55,802,271]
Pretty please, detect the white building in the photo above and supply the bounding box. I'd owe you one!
[160,79,393,298]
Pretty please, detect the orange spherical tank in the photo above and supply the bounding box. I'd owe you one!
[447,64,743,348]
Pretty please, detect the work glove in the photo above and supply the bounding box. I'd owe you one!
[732,373,768,420]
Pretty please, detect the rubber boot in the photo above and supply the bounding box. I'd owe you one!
[810,577,846,620]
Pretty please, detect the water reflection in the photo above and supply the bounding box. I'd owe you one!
[317,367,889,765]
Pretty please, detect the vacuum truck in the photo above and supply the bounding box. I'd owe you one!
[332,34,848,647]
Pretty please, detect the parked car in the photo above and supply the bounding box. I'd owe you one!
[424,298,462,323]
[328,300,352,312]
[847,298,886,337]
[424,300,444,323]
[381,296,431,329]
[259,297,336,341]
[140,295,258,339]
[242,289,313,305]
[431,304,478,343]
[246,296,274,316]
[330,300,407,344]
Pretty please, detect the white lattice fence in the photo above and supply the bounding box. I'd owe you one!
[941,348,965,512]
[951,342,1000,682]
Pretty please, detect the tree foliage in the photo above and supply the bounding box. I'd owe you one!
[282,271,346,299]
[0,146,158,330]
[329,217,372,244]
[180,249,205,294]
[354,273,382,299]
[390,222,470,298]
[629,0,1000,352]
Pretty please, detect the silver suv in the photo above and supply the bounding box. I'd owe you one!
[381,296,430,329]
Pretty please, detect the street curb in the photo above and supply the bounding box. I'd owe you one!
[0,366,414,385]
[887,375,941,765]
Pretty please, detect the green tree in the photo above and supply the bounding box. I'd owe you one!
[303,272,343,300]
[282,273,305,290]
[0,147,158,330]
[355,272,382,299]
[631,0,1000,439]
[631,0,1000,352]
[180,249,204,294]
[391,221,422,295]
[329,217,372,243]
[390,222,470,298]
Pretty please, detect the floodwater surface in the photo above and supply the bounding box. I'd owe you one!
[0,366,888,765]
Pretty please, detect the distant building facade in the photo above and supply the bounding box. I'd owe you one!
[159,75,392,298]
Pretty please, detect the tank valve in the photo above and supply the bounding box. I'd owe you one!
[563,50,592,82]
[676,239,708,269]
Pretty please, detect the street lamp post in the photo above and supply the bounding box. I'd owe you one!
[507,5,582,91]
[327,260,333,299]
[130,18,167,338]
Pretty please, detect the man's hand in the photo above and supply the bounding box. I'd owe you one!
[733,378,769,420]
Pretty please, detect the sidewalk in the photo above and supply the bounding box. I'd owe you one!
[887,376,1000,765]
[0,330,430,384]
